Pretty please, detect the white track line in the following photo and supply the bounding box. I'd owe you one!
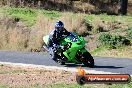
[0,61,122,74]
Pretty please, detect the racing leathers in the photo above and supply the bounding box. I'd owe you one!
[48,28,70,62]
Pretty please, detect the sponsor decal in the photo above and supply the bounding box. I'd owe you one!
[76,67,131,85]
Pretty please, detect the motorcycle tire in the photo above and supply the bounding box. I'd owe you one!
[82,52,94,68]
[57,60,65,65]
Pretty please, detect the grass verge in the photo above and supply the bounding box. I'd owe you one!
[0,64,132,88]
[0,82,132,88]
[90,46,132,58]
[0,64,75,87]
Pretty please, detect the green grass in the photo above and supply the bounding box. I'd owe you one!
[90,45,132,58]
[126,28,132,40]
[1,7,132,27]
[85,14,132,25]
[0,7,4,14]
[2,7,61,27]
[0,82,131,88]
[5,7,37,27]
[42,9,61,19]
[43,83,94,88]
[90,46,107,55]
[44,82,132,88]
[0,85,29,88]
[0,85,9,88]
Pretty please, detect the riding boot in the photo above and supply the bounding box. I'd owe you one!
[52,52,58,62]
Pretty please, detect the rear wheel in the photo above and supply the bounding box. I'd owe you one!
[82,52,94,68]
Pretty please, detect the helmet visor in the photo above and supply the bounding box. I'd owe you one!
[55,27,64,30]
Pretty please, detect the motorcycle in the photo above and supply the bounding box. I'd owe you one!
[43,32,94,67]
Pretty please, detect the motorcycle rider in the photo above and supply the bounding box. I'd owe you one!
[48,21,70,62]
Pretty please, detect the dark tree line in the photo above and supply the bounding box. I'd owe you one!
[0,0,128,15]
[73,0,128,15]
[120,0,128,15]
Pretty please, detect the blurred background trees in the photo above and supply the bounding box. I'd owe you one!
[0,0,130,15]
[120,0,128,15]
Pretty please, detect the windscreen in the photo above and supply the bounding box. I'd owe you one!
[67,33,79,42]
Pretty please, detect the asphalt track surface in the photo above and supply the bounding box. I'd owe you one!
[0,51,132,75]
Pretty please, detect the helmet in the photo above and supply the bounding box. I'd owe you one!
[55,21,64,29]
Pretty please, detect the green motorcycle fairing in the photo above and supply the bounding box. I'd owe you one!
[59,33,87,63]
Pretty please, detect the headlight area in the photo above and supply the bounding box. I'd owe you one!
[71,38,79,42]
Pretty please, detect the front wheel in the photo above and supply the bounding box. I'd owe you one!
[58,61,65,65]
[56,59,65,65]
[82,52,94,68]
